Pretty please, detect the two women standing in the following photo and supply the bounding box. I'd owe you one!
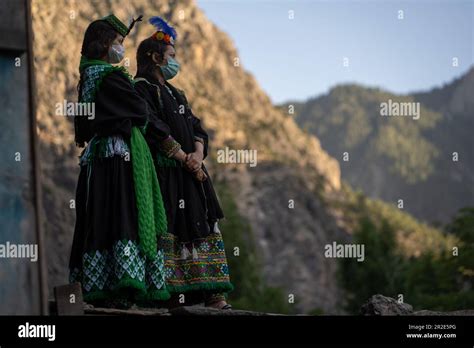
[70,14,232,309]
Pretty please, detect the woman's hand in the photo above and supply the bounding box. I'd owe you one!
[172,149,187,163]
[185,151,203,172]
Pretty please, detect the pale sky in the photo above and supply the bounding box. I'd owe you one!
[197,0,474,104]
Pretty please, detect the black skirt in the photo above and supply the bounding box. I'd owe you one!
[155,160,223,243]
[69,136,170,302]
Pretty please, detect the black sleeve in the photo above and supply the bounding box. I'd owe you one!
[92,71,148,139]
[180,91,209,159]
[191,115,209,159]
[134,81,174,152]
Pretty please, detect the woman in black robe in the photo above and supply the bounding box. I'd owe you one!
[69,14,170,307]
[133,17,233,309]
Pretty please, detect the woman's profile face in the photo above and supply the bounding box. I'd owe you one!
[111,34,124,47]
[104,33,125,63]
[162,45,176,64]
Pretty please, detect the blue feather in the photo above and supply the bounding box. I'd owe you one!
[149,16,177,40]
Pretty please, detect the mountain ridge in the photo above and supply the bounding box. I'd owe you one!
[287,67,474,224]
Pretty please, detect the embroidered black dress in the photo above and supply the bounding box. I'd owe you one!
[134,73,233,295]
[70,64,170,303]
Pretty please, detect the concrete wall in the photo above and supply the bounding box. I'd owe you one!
[0,0,46,314]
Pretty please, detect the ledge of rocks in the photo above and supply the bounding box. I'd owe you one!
[50,293,474,316]
[361,294,474,316]
[83,304,283,316]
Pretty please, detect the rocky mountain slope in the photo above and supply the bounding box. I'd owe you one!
[31,0,344,313]
[288,69,474,224]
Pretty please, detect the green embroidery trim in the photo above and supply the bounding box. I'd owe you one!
[79,56,133,103]
[156,151,179,167]
[102,14,129,37]
[159,136,181,157]
[79,135,130,165]
[79,56,111,71]
[70,239,171,301]
[79,56,133,79]
[130,127,168,258]
[135,289,172,302]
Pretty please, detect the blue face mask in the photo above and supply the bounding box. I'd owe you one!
[160,57,180,80]
[108,44,125,64]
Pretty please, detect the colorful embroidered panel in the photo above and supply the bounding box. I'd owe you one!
[159,232,234,294]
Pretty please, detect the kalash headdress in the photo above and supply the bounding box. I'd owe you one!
[103,14,143,37]
[149,16,177,46]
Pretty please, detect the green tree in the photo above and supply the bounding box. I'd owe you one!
[339,207,474,313]
[338,217,405,313]
[404,207,474,310]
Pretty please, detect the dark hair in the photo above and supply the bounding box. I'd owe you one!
[81,20,119,59]
[136,37,170,76]
[75,20,119,147]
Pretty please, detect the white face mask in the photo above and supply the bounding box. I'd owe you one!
[108,44,125,64]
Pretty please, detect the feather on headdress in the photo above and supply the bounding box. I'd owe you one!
[149,16,177,45]
[103,14,142,37]
[127,15,143,36]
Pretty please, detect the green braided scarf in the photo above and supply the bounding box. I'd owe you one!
[79,57,167,258]
[130,127,168,258]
